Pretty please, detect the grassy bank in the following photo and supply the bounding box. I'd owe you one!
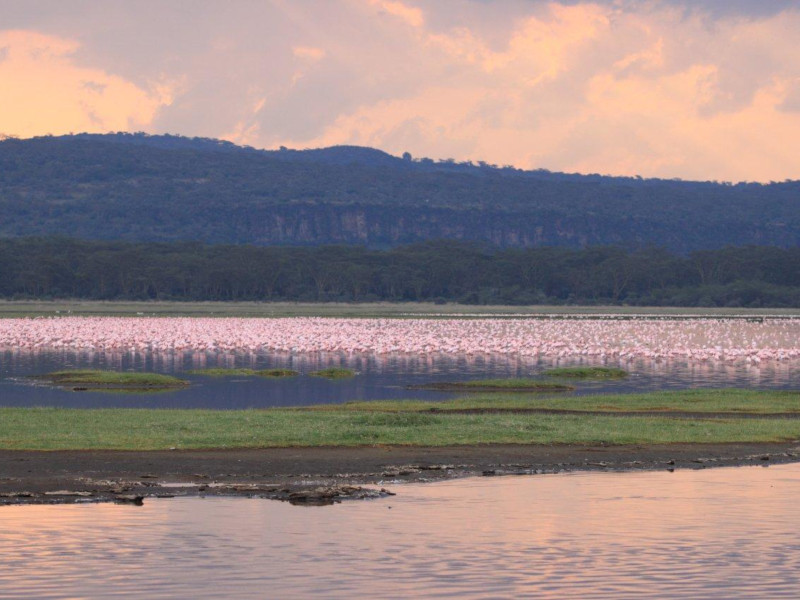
[2,407,800,451]
[2,300,799,319]
[1,390,799,450]
[345,389,800,414]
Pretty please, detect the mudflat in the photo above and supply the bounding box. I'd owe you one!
[2,442,798,506]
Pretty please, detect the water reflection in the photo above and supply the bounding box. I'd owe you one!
[1,348,798,409]
[1,464,799,598]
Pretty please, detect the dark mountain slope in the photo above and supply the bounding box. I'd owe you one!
[0,133,797,251]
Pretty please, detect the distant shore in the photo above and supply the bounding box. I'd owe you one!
[2,299,800,319]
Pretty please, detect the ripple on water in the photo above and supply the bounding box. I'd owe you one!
[1,464,799,598]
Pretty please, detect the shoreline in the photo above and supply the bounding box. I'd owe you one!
[3,299,800,319]
[2,442,798,506]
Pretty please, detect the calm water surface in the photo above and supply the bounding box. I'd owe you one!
[1,349,798,408]
[1,463,799,598]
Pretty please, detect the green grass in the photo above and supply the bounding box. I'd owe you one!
[1,390,799,450]
[32,370,188,390]
[188,368,260,377]
[2,300,798,319]
[1,406,799,450]
[188,368,299,378]
[409,379,574,392]
[309,368,357,379]
[256,369,300,377]
[337,389,800,414]
[543,367,629,379]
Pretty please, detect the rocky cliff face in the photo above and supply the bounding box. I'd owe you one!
[233,205,783,252]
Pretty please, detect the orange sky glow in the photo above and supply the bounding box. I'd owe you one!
[1,0,798,182]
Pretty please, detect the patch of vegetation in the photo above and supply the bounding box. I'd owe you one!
[31,370,188,392]
[309,368,356,379]
[350,412,443,427]
[2,395,800,450]
[338,389,800,414]
[1,300,796,319]
[255,369,300,377]
[543,367,629,379]
[188,368,299,377]
[408,379,574,392]
[188,368,259,377]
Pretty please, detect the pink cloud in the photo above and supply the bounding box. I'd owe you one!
[284,2,800,181]
[370,0,425,28]
[2,1,799,182]
[0,30,173,137]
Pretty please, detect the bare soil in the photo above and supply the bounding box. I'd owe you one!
[2,442,799,506]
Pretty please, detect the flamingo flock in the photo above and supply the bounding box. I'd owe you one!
[0,317,798,365]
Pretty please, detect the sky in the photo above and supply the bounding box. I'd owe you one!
[1,0,799,182]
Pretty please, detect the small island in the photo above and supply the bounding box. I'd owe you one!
[543,367,629,379]
[31,370,189,392]
[309,368,357,379]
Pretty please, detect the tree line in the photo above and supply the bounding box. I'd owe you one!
[2,238,799,307]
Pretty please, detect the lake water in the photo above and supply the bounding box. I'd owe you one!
[1,349,798,408]
[1,463,799,598]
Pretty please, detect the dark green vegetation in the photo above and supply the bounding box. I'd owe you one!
[1,133,798,253]
[543,367,629,379]
[3,238,800,307]
[309,368,357,379]
[32,370,188,392]
[1,390,798,450]
[408,379,574,392]
[187,368,299,377]
[342,389,800,414]
[188,368,260,377]
[257,369,300,377]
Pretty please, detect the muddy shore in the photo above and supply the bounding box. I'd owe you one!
[2,442,799,506]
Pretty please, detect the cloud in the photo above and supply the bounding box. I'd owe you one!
[283,2,800,181]
[780,79,800,113]
[0,30,173,137]
[370,0,425,27]
[675,0,798,19]
[1,0,799,181]
[293,46,326,61]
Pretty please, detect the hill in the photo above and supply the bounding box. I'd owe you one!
[0,133,797,252]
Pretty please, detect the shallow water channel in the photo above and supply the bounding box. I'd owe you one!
[1,463,799,598]
[1,349,798,408]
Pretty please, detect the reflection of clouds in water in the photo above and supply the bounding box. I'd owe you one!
[2,465,800,598]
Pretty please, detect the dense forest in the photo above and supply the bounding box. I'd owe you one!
[2,238,799,307]
[1,133,798,252]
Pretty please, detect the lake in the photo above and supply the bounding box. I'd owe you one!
[1,463,798,598]
[1,348,798,408]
